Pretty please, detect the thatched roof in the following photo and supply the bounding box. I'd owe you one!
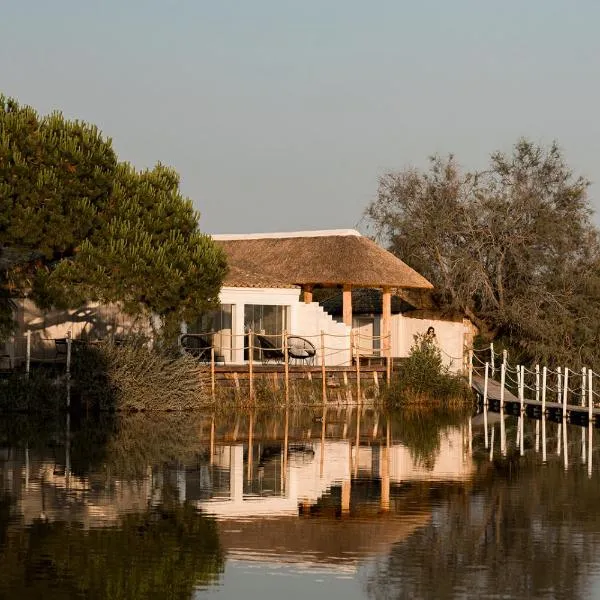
[216,510,431,567]
[213,230,433,290]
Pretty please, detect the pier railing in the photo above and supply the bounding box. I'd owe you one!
[469,344,600,414]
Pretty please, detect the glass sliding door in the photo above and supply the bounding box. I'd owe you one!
[188,304,234,362]
[244,304,289,361]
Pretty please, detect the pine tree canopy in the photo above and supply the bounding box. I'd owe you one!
[0,95,227,338]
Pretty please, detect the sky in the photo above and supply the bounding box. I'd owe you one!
[2,1,600,234]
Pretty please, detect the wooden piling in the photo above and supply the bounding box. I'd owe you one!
[321,331,327,404]
[248,330,254,400]
[210,347,216,400]
[284,331,289,404]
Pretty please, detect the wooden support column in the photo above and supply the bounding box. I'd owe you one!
[342,284,353,327]
[382,286,391,358]
[303,284,314,304]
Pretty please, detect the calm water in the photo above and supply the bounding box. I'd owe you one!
[1,405,600,599]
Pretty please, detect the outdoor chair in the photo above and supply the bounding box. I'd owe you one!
[180,334,225,364]
[255,334,285,364]
[286,335,316,365]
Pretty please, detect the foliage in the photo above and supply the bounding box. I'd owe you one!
[71,340,211,411]
[384,334,471,406]
[0,95,227,340]
[0,499,224,599]
[367,139,600,371]
[0,370,66,412]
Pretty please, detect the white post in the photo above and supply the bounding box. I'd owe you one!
[490,343,495,378]
[483,362,489,407]
[557,367,562,404]
[468,350,473,387]
[535,367,540,450]
[542,366,547,415]
[500,361,506,410]
[563,367,569,418]
[542,416,547,463]
[483,362,489,449]
[520,413,524,456]
[519,365,524,414]
[563,419,568,471]
[582,367,587,407]
[25,329,31,377]
[503,348,508,366]
[589,369,593,422]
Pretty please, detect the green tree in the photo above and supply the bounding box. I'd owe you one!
[367,139,600,370]
[0,95,227,339]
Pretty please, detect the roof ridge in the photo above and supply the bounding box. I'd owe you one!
[212,229,361,241]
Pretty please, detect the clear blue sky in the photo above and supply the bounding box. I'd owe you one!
[2,1,599,234]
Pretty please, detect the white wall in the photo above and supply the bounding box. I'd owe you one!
[218,287,351,365]
[392,313,467,373]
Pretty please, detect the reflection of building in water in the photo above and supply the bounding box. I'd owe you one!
[1,426,473,528]
[195,427,474,519]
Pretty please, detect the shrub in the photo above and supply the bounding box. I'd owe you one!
[384,333,471,406]
[72,340,211,411]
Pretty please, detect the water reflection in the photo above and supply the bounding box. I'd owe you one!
[1,406,600,598]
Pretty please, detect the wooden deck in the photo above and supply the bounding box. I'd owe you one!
[201,363,390,390]
[472,375,598,426]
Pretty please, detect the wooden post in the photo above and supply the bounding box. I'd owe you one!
[248,330,254,401]
[342,284,353,327]
[382,286,391,358]
[320,405,327,477]
[210,414,215,465]
[247,411,254,482]
[490,343,495,378]
[321,331,327,404]
[535,365,540,403]
[283,331,289,405]
[211,347,216,400]
[303,284,314,304]
[355,340,361,402]
[563,367,569,418]
[25,329,31,377]
[386,353,392,386]
[282,407,289,492]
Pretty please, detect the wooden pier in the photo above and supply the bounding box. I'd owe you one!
[472,374,598,427]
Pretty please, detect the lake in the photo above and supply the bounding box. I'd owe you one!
[1,404,600,599]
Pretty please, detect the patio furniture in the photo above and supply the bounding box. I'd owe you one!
[180,334,226,364]
[286,335,316,365]
[255,334,285,364]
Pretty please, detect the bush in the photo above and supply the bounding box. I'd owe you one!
[72,340,211,411]
[384,333,471,406]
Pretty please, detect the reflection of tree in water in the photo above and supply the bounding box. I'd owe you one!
[366,457,600,600]
[0,492,224,600]
[390,408,469,470]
